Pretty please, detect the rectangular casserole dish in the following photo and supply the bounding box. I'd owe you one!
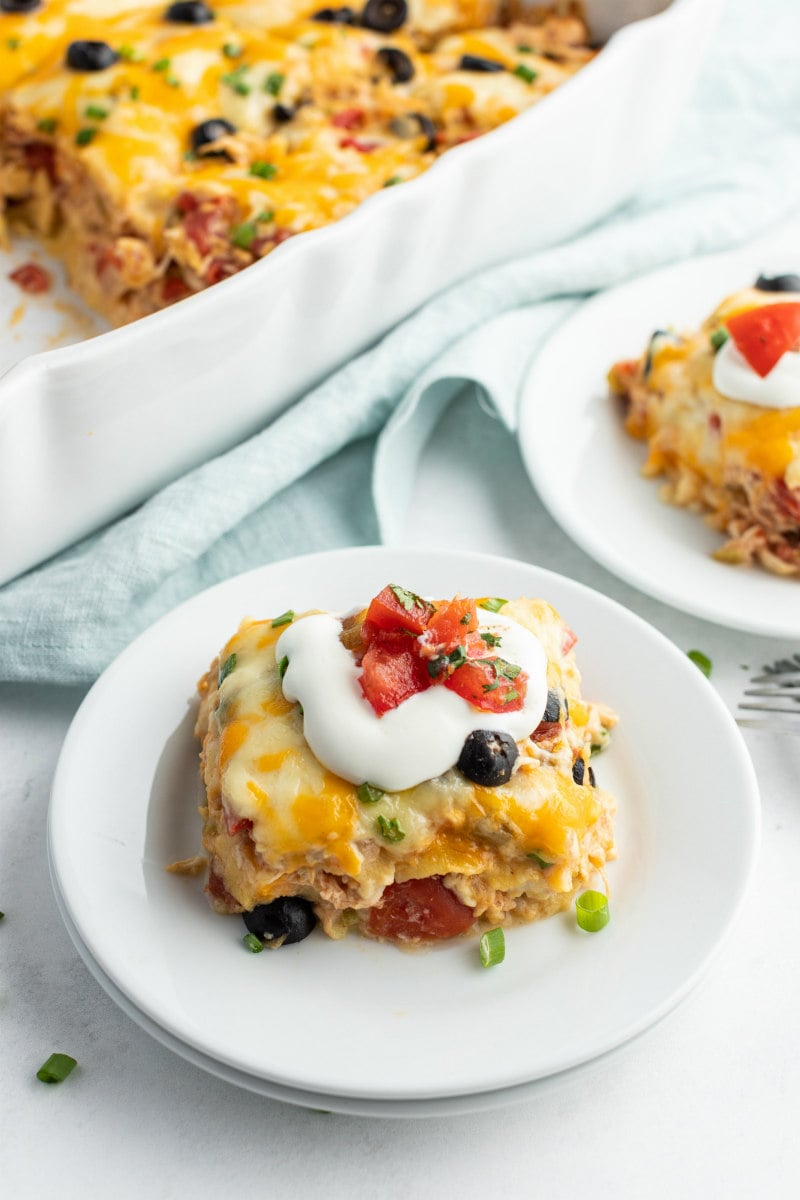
[0,0,721,585]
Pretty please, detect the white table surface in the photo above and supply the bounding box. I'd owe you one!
[3,390,798,1199]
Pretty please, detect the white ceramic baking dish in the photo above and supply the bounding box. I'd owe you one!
[0,0,721,585]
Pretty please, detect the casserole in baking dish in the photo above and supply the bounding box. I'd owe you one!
[194,585,616,946]
[0,0,722,587]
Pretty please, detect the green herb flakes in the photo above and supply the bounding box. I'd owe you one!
[527,851,554,870]
[389,584,425,613]
[152,57,171,72]
[255,208,275,223]
[480,631,502,648]
[218,653,237,685]
[117,44,144,62]
[84,105,109,120]
[6,37,21,51]
[377,815,405,843]
[130,84,140,100]
[383,175,402,187]
[357,782,384,804]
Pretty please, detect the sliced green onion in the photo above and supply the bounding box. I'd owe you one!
[264,71,285,96]
[357,782,384,804]
[183,149,197,161]
[516,42,533,52]
[37,117,58,134]
[277,655,289,678]
[231,221,258,249]
[376,815,405,843]
[130,84,140,100]
[84,105,109,120]
[710,327,730,351]
[383,175,402,187]
[255,208,275,223]
[165,73,181,87]
[75,128,97,146]
[243,932,263,953]
[527,851,554,870]
[480,597,507,613]
[513,63,538,83]
[222,66,250,95]
[6,36,21,50]
[218,652,237,684]
[117,44,144,62]
[271,609,294,628]
[223,42,243,58]
[36,1053,77,1084]
[479,927,505,968]
[249,160,277,179]
[152,57,171,72]
[687,649,712,678]
[576,890,610,932]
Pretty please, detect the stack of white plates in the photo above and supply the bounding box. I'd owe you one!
[49,549,759,1116]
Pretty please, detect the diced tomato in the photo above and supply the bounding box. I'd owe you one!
[367,877,475,941]
[726,302,800,378]
[530,720,560,743]
[339,136,379,153]
[561,625,577,655]
[225,810,254,837]
[772,479,800,523]
[204,258,239,285]
[364,585,434,637]
[445,658,527,713]
[360,643,430,716]
[181,195,237,257]
[175,191,199,215]
[424,597,478,652]
[331,108,364,129]
[8,263,51,295]
[161,274,191,303]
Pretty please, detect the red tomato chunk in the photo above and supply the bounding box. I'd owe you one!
[360,643,430,715]
[726,302,800,378]
[367,877,475,941]
[9,262,52,295]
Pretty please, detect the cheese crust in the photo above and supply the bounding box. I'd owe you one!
[1,0,593,325]
[194,597,617,943]
[608,288,800,576]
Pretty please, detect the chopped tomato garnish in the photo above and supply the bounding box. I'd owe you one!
[23,141,56,182]
[204,258,239,285]
[9,262,52,295]
[364,585,435,637]
[161,274,192,303]
[367,878,474,941]
[331,108,365,129]
[424,597,478,652]
[561,626,577,655]
[360,643,430,716]
[224,810,253,837]
[339,136,379,153]
[725,302,800,378]
[445,658,527,712]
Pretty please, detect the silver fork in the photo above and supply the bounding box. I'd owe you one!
[738,653,800,732]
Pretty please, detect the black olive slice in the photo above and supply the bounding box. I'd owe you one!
[572,757,595,786]
[243,897,317,945]
[754,273,800,293]
[165,1,214,22]
[190,117,236,157]
[376,45,414,84]
[2,0,42,12]
[389,111,436,152]
[65,40,119,71]
[361,0,407,33]
[311,5,357,22]
[274,103,295,123]
[458,729,518,787]
[458,54,505,73]
[541,688,561,724]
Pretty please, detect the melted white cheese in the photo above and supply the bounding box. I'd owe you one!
[277,611,548,792]
[713,338,800,409]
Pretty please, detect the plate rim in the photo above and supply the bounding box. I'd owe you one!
[48,545,761,1100]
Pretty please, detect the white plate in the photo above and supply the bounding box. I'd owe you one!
[49,547,759,1102]
[519,218,800,637]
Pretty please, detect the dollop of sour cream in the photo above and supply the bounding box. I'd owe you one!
[276,610,548,792]
[713,337,800,409]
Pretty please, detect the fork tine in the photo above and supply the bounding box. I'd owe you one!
[739,703,800,715]
[743,687,800,699]
[749,670,800,685]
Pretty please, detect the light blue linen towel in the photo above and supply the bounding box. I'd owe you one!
[3,0,800,683]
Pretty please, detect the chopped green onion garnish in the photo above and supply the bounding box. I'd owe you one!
[513,63,538,83]
[480,631,501,648]
[75,128,97,146]
[296,702,304,716]
[710,327,730,351]
[264,71,285,96]
[36,1053,77,1084]
[249,160,278,180]
[527,851,554,869]
[165,73,181,87]
[255,208,275,223]
[231,221,258,249]
[152,57,171,72]
[222,66,250,95]
[357,782,384,804]
[687,649,712,678]
[183,149,197,161]
[130,84,140,100]
[117,44,144,62]
[479,927,505,968]
[516,42,533,52]
[271,609,294,628]
[37,117,58,134]
[223,42,243,58]
[243,932,263,953]
[6,37,21,50]
[575,890,610,933]
[218,652,237,684]
[84,105,109,120]
[383,175,402,187]
[277,655,289,678]
[377,815,405,843]
[480,597,507,613]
